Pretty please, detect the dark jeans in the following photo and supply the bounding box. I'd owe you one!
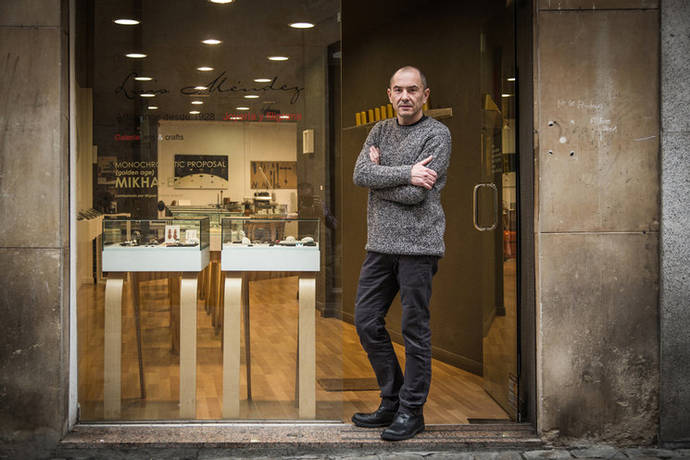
[354,251,439,414]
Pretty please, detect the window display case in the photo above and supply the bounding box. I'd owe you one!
[169,206,243,251]
[102,217,210,271]
[221,218,320,271]
[168,206,243,229]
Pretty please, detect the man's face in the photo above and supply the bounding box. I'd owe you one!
[387,69,430,124]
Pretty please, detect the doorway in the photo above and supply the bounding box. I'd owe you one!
[73,0,526,424]
[338,0,520,422]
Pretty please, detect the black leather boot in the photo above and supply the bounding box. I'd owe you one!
[381,411,425,441]
[351,401,399,428]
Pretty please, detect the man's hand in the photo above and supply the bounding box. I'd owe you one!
[368,146,380,164]
[410,156,437,190]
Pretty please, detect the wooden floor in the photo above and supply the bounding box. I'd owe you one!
[78,271,512,423]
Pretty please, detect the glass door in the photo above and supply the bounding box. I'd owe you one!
[340,0,519,423]
[478,2,519,420]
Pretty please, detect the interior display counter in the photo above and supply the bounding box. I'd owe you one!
[101,217,210,419]
[220,218,320,419]
[168,205,244,228]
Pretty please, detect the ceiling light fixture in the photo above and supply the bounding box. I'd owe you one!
[140,93,155,97]
[289,22,314,29]
[236,107,250,110]
[254,78,272,83]
[279,115,290,119]
[501,93,513,98]
[194,86,208,90]
[126,53,147,58]
[507,77,516,82]
[134,76,153,81]
[209,0,234,3]
[114,18,140,25]
[197,66,214,71]
[190,110,201,114]
[267,56,288,61]
[229,116,242,120]
[202,39,222,45]
[191,101,204,105]
[148,106,158,110]
[244,95,259,99]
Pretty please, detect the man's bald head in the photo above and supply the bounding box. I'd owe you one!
[389,66,427,90]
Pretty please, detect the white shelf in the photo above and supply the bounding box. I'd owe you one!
[221,244,320,272]
[102,246,210,272]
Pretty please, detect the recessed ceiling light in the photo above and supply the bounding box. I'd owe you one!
[507,77,516,82]
[279,115,290,119]
[289,22,314,29]
[190,110,201,114]
[209,0,234,3]
[268,56,288,61]
[254,78,272,83]
[194,86,208,90]
[197,66,214,71]
[148,106,158,110]
[126,53,147,58]
[229,116,242,120]
[501,93,513,98]
[134,76,153,81]
[236,107,250,110]
[140,93,155,97]
[114,18,140,25]
[202,39,222,45]
[244,95,259,99]
[191,100,204,105]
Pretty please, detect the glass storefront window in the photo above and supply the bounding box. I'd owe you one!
[75,0,519,424]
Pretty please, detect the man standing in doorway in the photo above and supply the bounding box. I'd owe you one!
[352,66,451,441]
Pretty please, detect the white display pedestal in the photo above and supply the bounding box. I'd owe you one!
[221,245,319,419]
[103,249,209,419]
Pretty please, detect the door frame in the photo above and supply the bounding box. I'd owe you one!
[65,0,538,430]
[516,0,536,425]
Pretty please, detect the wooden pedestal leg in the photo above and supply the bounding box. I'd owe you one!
[130,273,146,399]
[243,273,252,400]
[213,262,222,333]
[222,274,242,418]
[298,276,316,419]
[104,274,125,419]
[179,272,198,419]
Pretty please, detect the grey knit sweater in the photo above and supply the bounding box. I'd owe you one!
[353,116,452,257]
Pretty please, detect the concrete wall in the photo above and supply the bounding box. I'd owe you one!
[535,0,660,444]
[659,0,690,446]
[0,0,71,458]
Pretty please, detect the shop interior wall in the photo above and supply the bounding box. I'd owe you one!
[535,0,660,444]
[0,1,71,458]
[341,1,495,374]
[157,121,298,211]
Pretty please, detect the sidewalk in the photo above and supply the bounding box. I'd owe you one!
[51,423,690,460]
[50,445,690,460]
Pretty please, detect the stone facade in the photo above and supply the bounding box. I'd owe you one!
[0,0,71,459]
[0,0,689,458]
[659,0,690,446]
[534,0,661,444]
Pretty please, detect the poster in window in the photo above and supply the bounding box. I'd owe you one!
[174,154,229,189]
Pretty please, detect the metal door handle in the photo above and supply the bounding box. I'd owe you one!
[473,183,498,232]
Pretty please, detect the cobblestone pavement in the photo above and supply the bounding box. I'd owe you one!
[50,445,690,459]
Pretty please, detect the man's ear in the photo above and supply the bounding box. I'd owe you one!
[423,88,430,102]
[387,87,393,103]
